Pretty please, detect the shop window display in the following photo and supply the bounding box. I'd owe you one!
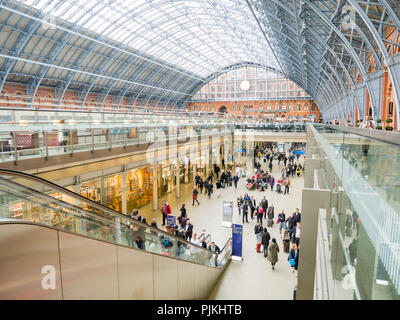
[79,179,102,204]
[126,166,154,212]
[105,174,122,212]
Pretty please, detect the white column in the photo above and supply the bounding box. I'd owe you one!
[176,164,181,198]
[193,163,197,186]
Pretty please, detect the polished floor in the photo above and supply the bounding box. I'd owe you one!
[139,155,305,300]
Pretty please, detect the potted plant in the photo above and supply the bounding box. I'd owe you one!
[376,119,382,124]
[376,125,382,130]
[385,118,393,131]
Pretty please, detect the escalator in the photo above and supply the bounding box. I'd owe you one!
[0,169,232,300]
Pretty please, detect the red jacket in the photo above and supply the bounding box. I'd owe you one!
[161,204,171,215]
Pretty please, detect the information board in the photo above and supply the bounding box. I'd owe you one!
[167,215,176,227]
[232,223,243,262]
[222,200,233,228]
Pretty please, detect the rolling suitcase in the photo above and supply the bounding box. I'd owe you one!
[283,239,290,253]
[283,229,289,239]
[256,242,262,253]
[267,218,273,227]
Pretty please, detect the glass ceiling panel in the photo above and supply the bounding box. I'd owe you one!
[17,0,281,78]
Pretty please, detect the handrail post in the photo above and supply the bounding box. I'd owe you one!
[43,130,48,160]
[69,128,73,157]
[91,128,94,153]
[12,131,18,164]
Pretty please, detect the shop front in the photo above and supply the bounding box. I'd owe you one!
[160,162,174,195]
[104,174,122,212]
[79,179,102,204]
[126,166,154,212]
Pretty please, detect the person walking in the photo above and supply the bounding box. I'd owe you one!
[288,243,300,276]
[277,209,286,234]
[284,176,290,195]
[180,204,187,218]
[256,202,264,225]
[296,165,302,177]
[261,227,271,258]
[233,174,239,188]
[254,221,263,243]
[216,180,222,198]
[199,178,204,194]
[207,181,213,198]
[195,174,201,187]
[261,196,269,218]
[269,176,275,191]
[287,213,297,242]
[184,219,193,241]
[267,204,275,225]
[237,196,243,216]
[267,238,279,270]
[160,200,171,226]
[192,187,200,205]
[293,222,301,247]
[293,208,301,223]
[249,196,256,220]
[242,201,249,223]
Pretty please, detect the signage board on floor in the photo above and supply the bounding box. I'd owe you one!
[232,224,243,262]
[167,215,176,227]
[222,200,233,228]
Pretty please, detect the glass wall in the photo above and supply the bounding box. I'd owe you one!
[313,124,400,300]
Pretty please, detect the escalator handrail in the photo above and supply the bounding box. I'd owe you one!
[0,168,215,253]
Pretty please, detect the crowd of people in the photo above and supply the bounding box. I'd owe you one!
[235,145,303,275]
[123,197,222,265]
[123,143,304,275]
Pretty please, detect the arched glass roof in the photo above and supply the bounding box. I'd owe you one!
[19,0,281,77]
[0,0,399,122]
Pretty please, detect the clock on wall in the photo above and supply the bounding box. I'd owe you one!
[240,80,250,91]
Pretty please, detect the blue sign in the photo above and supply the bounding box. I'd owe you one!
[234,148,246,153]
[232,224,243,258]
[295,150,306,155]
[167,215,176,227]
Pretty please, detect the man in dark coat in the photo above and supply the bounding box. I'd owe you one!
[261,228,271,257]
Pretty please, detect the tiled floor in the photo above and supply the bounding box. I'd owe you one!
[139,155,305,300]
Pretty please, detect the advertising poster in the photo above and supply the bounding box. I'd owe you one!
[232,224,243,261]
[222,200,233,228]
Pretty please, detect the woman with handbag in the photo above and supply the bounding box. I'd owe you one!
[288,243,299,275]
